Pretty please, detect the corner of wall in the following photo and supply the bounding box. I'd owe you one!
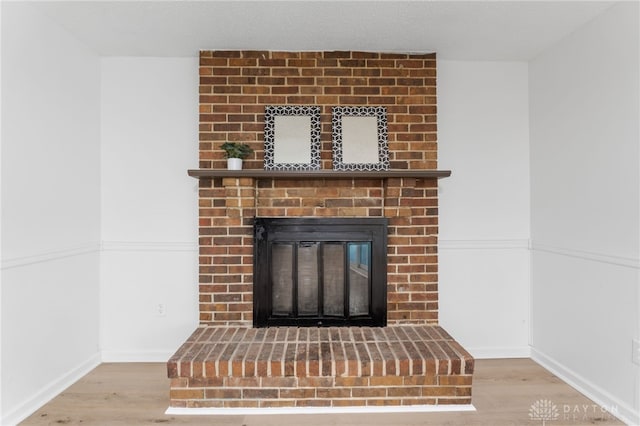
[528,2,640,422]
[1,353,101,426]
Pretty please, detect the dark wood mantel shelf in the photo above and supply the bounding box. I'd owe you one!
[187,169,451,179]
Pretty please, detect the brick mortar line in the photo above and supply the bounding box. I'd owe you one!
[181,385,448,392]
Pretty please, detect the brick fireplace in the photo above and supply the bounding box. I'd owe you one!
[167,50,474,410]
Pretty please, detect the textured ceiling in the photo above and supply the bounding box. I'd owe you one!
[32,1,615,60]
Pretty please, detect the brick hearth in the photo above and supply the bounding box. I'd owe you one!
[168,325,473,408]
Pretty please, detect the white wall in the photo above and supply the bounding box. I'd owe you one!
[100,58,199,361]
[0,2,4,417]
[529,3,639,424]
[0,3,101,424]
[98,58,534,363]
[98,58,533,364]
[438,60,531,358]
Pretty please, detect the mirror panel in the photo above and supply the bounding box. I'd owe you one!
[331,106,389,171]
[341,116,379,164]
[264,105,320,171]
[273,116,312,164]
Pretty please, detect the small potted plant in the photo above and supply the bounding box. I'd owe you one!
[220,142,253,170]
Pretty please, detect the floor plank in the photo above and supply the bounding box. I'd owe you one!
[21,359,623,425]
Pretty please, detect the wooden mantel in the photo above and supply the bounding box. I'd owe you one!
[187,169,451,179]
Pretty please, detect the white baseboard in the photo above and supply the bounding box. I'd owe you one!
[101,350,174,363]
[101,346,532,363]
[531,348,639,426]
[466,345,531,359]
[101,347,533,363]
[1,352,101,426]
[166,404,476,416]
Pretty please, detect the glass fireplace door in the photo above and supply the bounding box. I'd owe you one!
[269,241,370,321]
[254,218,386,327]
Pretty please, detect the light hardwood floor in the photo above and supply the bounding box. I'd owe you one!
[21,359,623,425]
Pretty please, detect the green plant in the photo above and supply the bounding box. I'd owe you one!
[220,142,253,159]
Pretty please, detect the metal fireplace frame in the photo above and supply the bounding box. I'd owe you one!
[253,217,388,327]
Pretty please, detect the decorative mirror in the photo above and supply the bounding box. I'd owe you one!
[331,106,390,171]
[264,105,321,171]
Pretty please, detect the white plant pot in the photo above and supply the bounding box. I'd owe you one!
[227,158,243,170]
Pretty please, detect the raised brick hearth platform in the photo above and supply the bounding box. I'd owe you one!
[168,325,473,408]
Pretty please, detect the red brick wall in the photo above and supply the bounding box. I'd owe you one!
[197,51,439,326]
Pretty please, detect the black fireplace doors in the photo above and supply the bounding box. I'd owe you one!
[253,217,387,327]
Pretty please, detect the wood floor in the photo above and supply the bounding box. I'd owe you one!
[21,359,623,425]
